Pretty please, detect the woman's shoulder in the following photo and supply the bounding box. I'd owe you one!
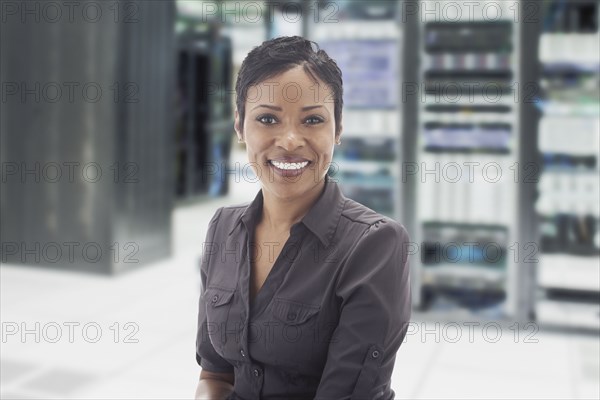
[216,202,249,218]
[339,197,409,241]
[205,202,251,237]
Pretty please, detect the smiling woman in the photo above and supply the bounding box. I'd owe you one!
[195,36,411,400]
[241,65,337,195]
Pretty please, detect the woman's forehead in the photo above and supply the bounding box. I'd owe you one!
[247,71,334,106]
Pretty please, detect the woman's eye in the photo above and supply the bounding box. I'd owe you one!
[305,116,324,125]
[257,115,277,125]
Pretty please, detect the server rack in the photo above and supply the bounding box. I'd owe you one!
[1,1,176,274]
[306,1,404,221]
[175,25,234,201]
[532,0,600,331]
[412,1,524,319]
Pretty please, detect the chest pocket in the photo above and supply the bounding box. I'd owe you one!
[206,287,234,307]
[204,286,236,356]
[272,298,320,325]
[268,298,324,373]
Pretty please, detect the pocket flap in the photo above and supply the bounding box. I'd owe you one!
[206,287,235,307]
[272,298,320,325]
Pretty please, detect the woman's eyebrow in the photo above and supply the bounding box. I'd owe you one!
[251,105,325,111]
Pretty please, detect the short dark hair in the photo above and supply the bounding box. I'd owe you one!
[235,35,343,136]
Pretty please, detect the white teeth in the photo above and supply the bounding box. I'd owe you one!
[270,160,309,170]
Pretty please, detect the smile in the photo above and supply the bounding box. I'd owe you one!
[268,160,311,177]
[270,160,309,170]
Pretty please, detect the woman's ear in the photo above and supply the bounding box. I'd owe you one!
[234,109,244,142]
[336,121,343,144]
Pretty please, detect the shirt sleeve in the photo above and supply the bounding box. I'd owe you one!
[315,220,412,400]
[195,207,234,373]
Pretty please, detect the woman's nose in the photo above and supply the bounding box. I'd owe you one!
[277,127,305,150]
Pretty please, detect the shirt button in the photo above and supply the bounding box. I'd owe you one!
[287,311,297,321]
[211,295,219,303]
[372,350,380,359]
[253,368,261,377]
[240,349,245,357]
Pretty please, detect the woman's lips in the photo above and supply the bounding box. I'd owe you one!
[268,160,311,178]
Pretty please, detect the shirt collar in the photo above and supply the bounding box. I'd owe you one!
[227,174,346,248]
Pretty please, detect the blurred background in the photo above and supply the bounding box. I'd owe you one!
[1,0,599,398]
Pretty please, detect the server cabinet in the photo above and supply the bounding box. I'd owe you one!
[532,0,600,331]
[1,0,176,274]
[175,28,234,201]
[410,1,525,320]
[307,1,404,220]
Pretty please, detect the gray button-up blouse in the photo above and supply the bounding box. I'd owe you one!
[196,174,412,400]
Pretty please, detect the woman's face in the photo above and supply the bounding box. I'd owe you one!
[234,65,341,200]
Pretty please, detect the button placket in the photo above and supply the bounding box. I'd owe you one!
[249,227,306,320]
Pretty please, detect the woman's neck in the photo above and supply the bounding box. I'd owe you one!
[260,179,326,233]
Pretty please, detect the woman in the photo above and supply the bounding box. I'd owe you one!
[195,36,411,400]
